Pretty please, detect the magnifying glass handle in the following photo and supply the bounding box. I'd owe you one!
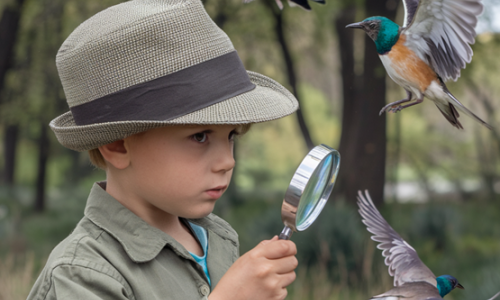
[278,226,293,240]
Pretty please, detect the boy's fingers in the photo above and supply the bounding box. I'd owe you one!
[262,240,297,260]
[273,255,299,274]
[259,235,279,247]
[279,271,297,288]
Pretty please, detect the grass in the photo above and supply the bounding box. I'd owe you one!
[0,253,37,300]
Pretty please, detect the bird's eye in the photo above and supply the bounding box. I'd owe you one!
[369,23,376,29]
[192,132,207,143]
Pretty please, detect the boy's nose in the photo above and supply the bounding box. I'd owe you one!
[212,144,235,173]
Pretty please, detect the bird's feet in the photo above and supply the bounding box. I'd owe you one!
[379,104,403,116]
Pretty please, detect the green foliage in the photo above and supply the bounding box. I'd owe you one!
[0,185,88,256]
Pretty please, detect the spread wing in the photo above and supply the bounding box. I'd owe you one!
[373,282,441,299]
[402,0,483,81]
[357,190,437,287]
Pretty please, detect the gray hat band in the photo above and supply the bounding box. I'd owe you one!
[70,51,256,125]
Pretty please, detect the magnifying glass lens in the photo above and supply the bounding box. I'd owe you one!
[296,154,333,229]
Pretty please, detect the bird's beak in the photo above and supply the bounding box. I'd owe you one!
[346,22,363,29]
[456,283,465,289]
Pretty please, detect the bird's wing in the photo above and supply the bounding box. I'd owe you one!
[372,282,442,299]
[402,0,483,81]
[402,0,420,27]
[357,190,437,287]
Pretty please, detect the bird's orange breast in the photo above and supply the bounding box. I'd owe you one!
[387,35,437,92]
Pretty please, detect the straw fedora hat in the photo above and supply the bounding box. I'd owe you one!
[50,0,299,151]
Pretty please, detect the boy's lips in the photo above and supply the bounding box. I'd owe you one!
[205,185,227,199]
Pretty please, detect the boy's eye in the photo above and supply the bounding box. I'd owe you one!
[192,132,207,143]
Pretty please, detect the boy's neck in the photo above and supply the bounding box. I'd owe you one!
[104,176,204,256]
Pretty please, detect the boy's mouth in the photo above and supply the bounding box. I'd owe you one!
[206,185,227,199]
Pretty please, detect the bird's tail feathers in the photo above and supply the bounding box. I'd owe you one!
[435,102,464,130]
[440,81,493,130]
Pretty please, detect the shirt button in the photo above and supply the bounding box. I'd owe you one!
[199,285,210,296]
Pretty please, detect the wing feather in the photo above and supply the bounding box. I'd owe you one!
[357,190,437,287]
[402,0,483,81]
[403,0,420,27]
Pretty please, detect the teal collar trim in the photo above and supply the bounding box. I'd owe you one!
[188,222,211,285]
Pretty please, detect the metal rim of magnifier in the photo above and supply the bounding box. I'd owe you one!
[281,144,340,233]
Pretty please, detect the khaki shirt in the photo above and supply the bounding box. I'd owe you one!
[28,182,240,300]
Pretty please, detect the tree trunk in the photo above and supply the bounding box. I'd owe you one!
[0,0,25,187]
[2,124,19,185]
[334,4,363,203]
[35,122,49,212]
[266,1,315,150]
[334,0,397,206]
[0,0,25,95]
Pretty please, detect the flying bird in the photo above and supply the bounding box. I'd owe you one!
[346,0,493,130]
[357,190,464,299]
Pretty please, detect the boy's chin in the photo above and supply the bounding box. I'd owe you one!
[190,212,212,219]
[184,206,215,219]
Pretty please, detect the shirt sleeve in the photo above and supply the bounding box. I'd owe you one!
[28,264,133,300]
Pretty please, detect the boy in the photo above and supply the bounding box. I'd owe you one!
[28,0,300,299]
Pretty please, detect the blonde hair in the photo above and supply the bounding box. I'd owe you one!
[88,148,107,169]
[88,124,252,170]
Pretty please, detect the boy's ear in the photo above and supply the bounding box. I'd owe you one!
[98,140,130,169]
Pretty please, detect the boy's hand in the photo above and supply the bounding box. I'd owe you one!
[209,236,298,300]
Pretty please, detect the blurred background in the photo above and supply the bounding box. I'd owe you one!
[1,0,499,299]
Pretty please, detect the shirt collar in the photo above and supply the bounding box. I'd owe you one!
[83,182,238,263]
[84,182,192,263]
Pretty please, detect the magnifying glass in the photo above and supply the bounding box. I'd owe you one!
[279,144,340,240]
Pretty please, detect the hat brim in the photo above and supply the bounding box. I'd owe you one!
[50,71,299,151]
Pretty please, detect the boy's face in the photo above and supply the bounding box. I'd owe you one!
[122,124,239,219]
